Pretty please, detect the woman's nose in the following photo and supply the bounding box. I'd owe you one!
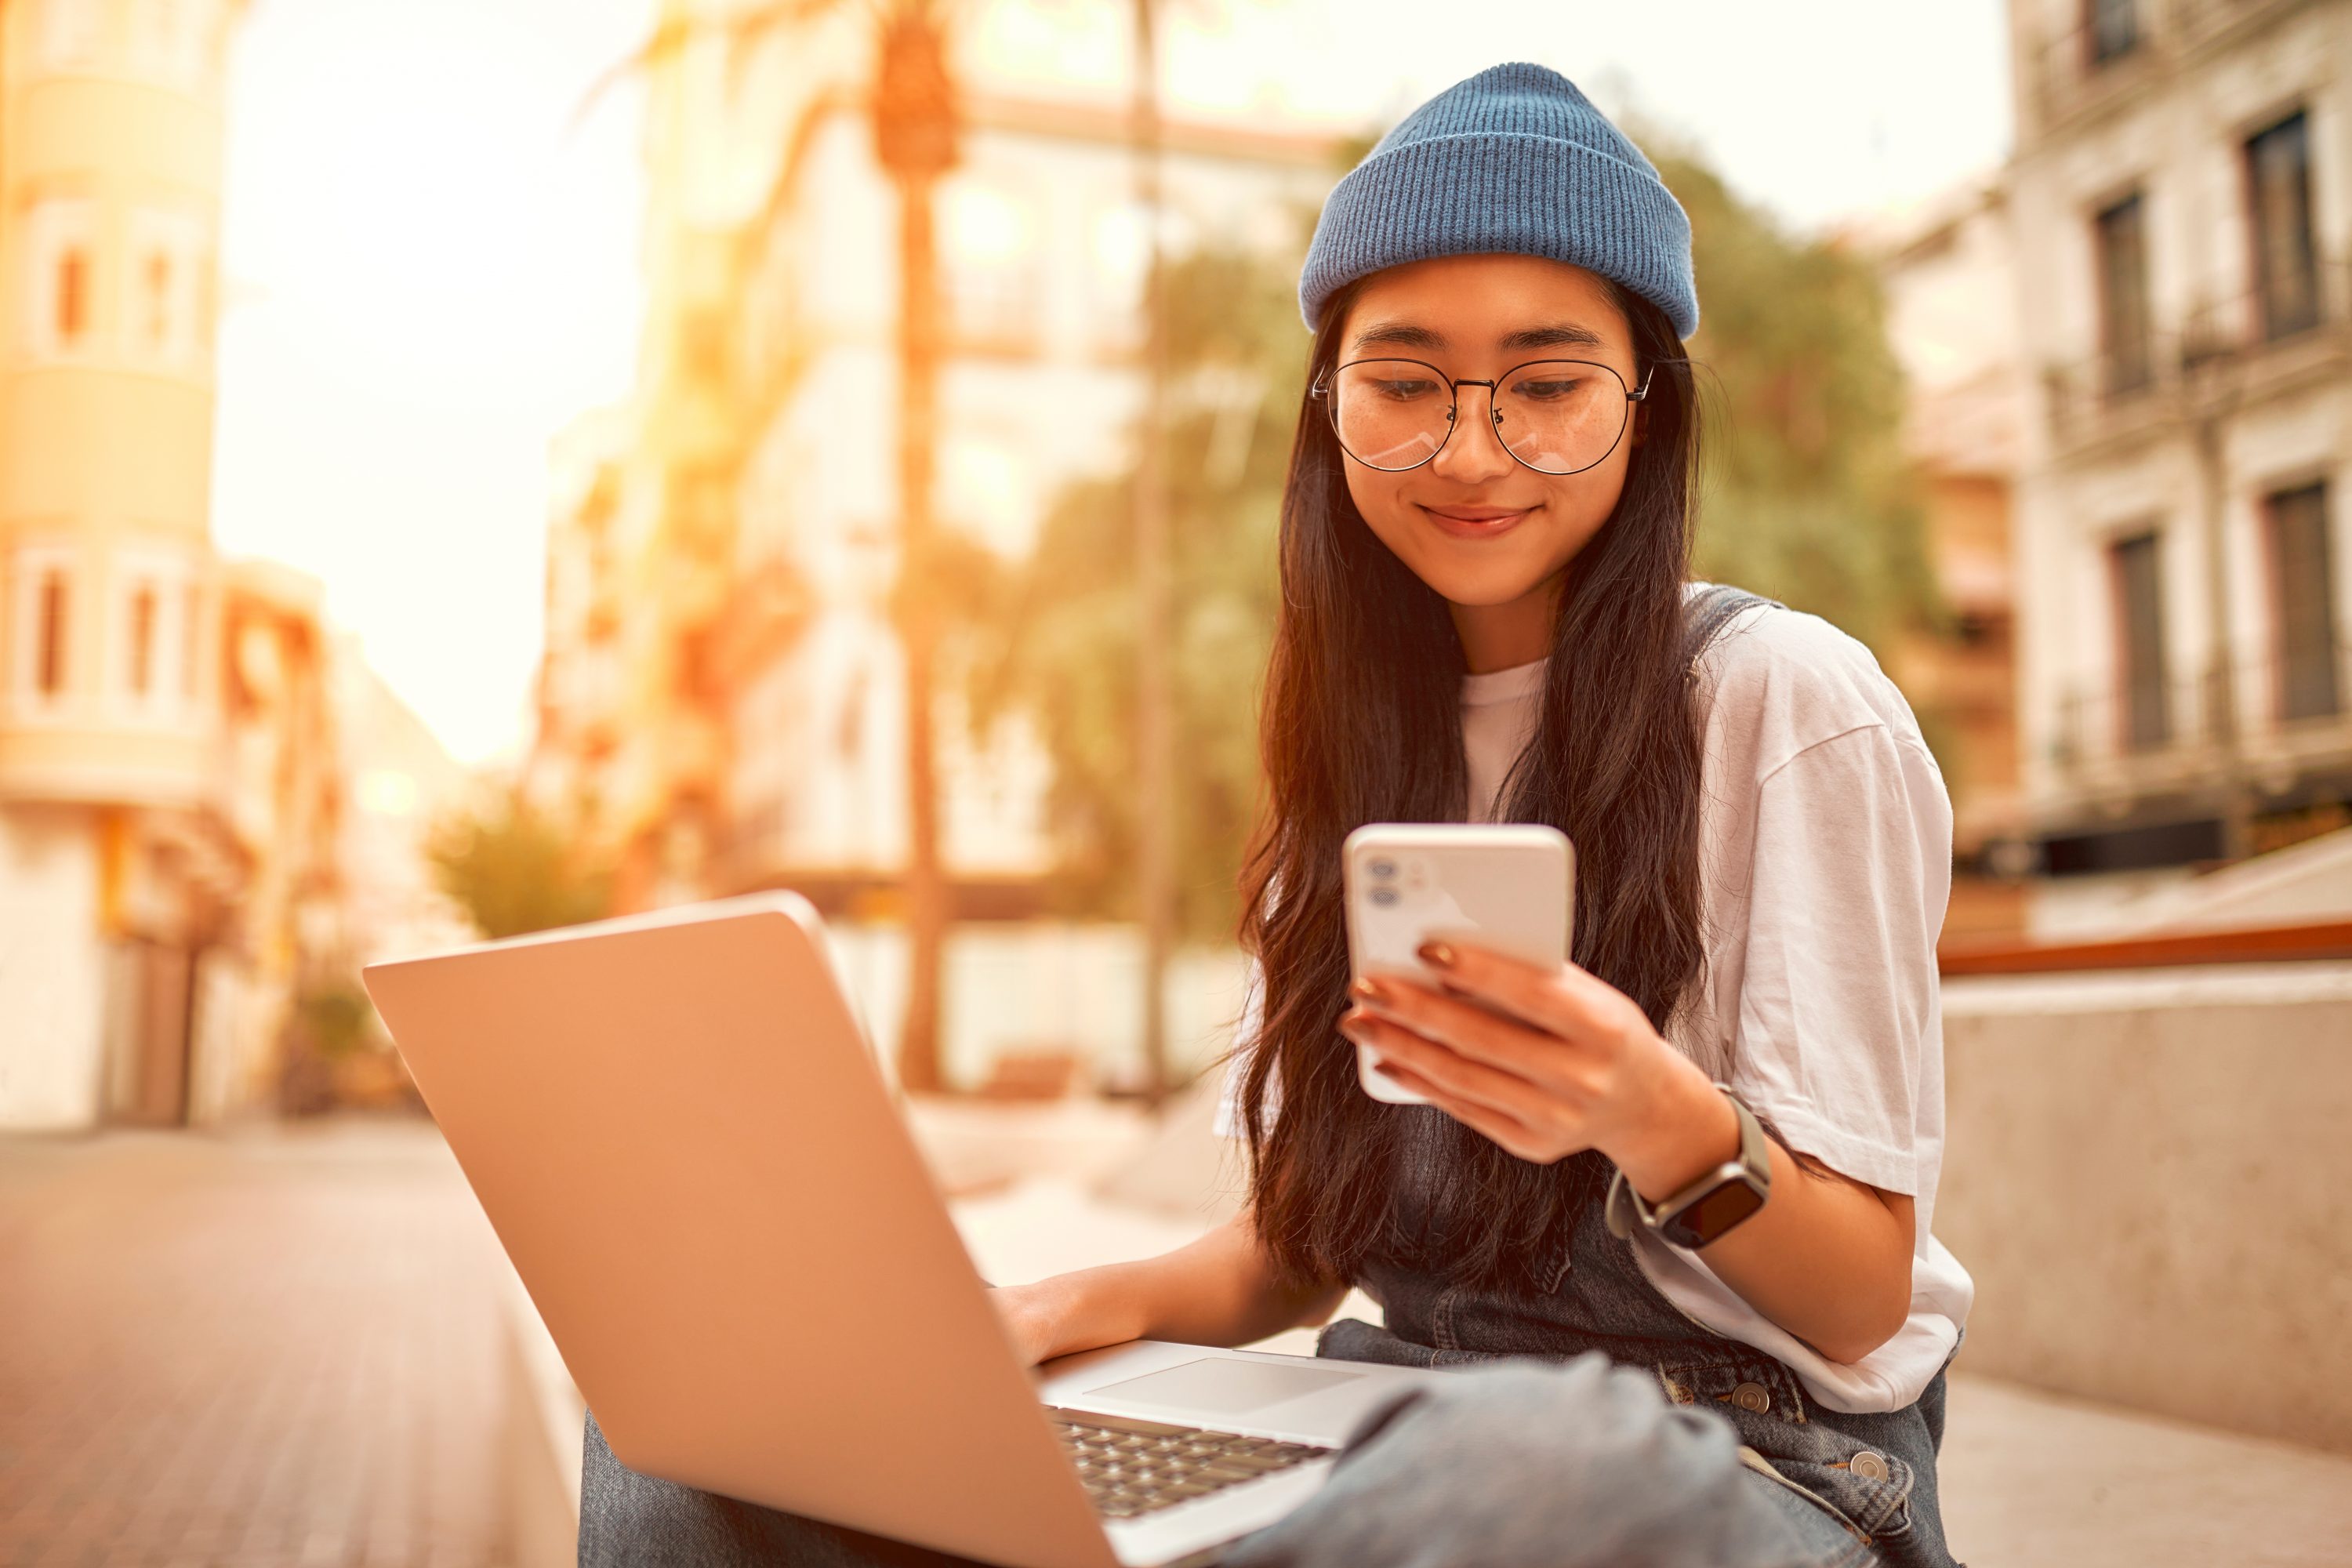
[1430,385,1517,483]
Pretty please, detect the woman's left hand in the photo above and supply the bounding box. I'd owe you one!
[1348,940,1920,1363]
[1338,939,1719,1176]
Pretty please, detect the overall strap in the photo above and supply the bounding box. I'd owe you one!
[1681,583,1776,677]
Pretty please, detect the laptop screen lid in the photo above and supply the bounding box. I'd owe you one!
[363,894,1116,1568]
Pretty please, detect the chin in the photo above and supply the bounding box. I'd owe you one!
[1399,551,1555,611]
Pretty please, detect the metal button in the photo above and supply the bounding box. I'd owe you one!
[1851,1450,1890,1481]
[1731,1381,1771,1414]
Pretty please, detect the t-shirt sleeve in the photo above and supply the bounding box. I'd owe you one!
[1727,722,1951,1196]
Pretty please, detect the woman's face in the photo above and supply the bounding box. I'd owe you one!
[1331,254,1641,629]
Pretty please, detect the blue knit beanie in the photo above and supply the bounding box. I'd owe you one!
[1298,63,1698,339]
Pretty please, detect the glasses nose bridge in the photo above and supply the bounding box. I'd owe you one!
[1433,374,1509,470]
[1446,376,1501,423]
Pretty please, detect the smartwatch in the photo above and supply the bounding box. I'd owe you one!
[1605,1083,1773,1250]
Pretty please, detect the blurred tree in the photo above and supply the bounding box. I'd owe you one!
[425,794,612,941]
[599,0,1194,1097]
[969,240,1306,944]
[1660,149,1938,656]
[976,140,1936,939]
[595,0,967,1091]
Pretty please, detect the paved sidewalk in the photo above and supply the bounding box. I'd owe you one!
[1938,1375,2352,1568]
[10,1119,2352,1568]
[0,1122,514,1568]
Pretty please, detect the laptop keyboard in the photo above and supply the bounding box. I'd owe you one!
[1046,1407,1333,1521]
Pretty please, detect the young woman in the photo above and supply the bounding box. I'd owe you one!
[583,61,1971,1568]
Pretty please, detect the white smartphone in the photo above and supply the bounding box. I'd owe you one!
[1341,822,1575,1105]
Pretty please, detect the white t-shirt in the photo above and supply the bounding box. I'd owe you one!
[1219,590,1973,1414]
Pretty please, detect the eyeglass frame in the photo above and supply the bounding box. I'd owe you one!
[1308,355,1667,476]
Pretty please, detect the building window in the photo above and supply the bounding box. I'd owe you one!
[2247,111,2320,343]
[40,0,104,70]
[943,181,1041,344]
[2085,0,2137,67]
[37,571,71,698]
[27,201,101,358]
[2094,193,2153,396]
[58,250,93,345]
[143,253,172,349]
[2269,483,2339,721]
[124,209,206,368]
[1088,201,1151,347]
[2111,531,2169,750]
[129,586,158,698]
[130,0,215,90]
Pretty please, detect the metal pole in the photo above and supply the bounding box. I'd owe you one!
[876,3,958,1094]
[1130,0,1173,1108]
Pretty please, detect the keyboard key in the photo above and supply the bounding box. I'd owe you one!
[1047,1410,1334,1521]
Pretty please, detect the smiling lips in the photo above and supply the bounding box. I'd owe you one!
[1421,503,1537,540]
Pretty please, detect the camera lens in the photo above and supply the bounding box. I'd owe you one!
[1368,858,1397,880]
[1369,885,1399,907]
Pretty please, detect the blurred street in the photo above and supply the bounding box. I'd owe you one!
[0,1124,513,1568]
[7,1116,2352,1568]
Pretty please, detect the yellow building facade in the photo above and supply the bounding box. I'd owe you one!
[0,0,347,1130]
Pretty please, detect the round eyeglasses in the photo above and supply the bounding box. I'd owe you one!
[1309,357,1657,476]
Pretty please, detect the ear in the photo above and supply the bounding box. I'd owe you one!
[1632,403,1649,447]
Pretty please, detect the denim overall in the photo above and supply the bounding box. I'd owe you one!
[1311,1111,1962,1568]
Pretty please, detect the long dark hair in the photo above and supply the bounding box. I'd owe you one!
[1236,274,1709,1294]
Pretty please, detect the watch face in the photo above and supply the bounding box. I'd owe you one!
[1660,1177,1766,1250]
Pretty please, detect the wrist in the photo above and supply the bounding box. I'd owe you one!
[1607,1048,1741,1203]
[1057,1262,1149,1357]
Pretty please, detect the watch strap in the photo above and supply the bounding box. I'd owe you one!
[1605,1083,1773,1245]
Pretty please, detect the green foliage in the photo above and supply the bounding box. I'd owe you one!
[978,142,1937,935]
[1656,148,1939,655]
[425,793,612,941]
[967,244,1307,941]
[296,985,378,1060]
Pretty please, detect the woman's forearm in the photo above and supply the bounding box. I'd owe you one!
[1612,1065,1915,1364]
[1014,1211,1348,1364]
[1346,947,1918,1367]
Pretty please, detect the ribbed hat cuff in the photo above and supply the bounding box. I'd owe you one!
[1298,132,1700,339]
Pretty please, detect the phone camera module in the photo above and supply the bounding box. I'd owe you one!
[1367,885,1400,907]
[1368,857,1398,880]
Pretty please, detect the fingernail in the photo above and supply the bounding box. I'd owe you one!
[1338,1009,1370,1039]
[1350,975,1382,1001]
[1417,941,1457,970]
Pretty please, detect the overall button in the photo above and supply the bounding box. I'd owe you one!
[1850,1450,1890,1481]
[1731,1381,1771,1414]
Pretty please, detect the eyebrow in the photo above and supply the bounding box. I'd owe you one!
[1346,320,1609,355]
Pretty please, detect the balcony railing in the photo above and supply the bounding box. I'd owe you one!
[2027,0,2299,133]
[2053,638,2352,775]
[2027,5,2165,130]
[2042,256,2352,448]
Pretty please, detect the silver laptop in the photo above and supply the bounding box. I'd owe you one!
[362,893,1439,1568]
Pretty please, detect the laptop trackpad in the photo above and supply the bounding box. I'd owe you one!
[1082,1358,1365,1417]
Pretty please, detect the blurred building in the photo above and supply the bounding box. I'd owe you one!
[332,632,475,979]
[0,0,447,1130]
[2008,0,2352,917]
[528,0,1349,920]
[1872,179,2031,938]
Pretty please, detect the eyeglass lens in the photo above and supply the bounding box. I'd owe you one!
[1326,359,1635,475]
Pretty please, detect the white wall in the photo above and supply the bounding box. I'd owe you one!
[1940,961,2352,1452]
[825,921,1250,1092]
[0,806,106,1128]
